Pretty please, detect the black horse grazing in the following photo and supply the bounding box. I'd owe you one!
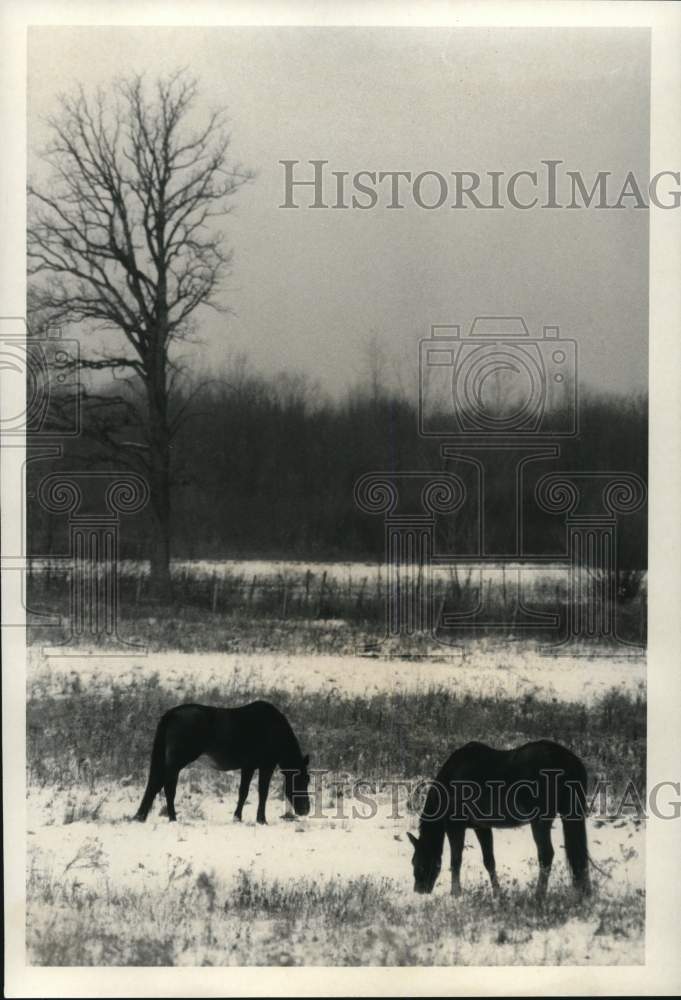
[407,740,590,899]
[135,700,310,824]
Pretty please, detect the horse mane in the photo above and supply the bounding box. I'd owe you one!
[272,706,304,768]
[418,781,447,856]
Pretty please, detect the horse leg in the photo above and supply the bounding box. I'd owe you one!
[163,769,180,822]
[256,765,274,825]
[474,827,500,897]
[162,750,202,822]
[234,767,255,822]
[446,824,466,897]
[531,818,554,899]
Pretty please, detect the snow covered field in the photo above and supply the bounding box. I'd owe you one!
[29,556,648,602]
[26,640,646,966]
[29,643,645,705]
[34,557,579,583]
[27,781,644,966]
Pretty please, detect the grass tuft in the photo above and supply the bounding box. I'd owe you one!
[27,866,645,966]
[28,675,646,799]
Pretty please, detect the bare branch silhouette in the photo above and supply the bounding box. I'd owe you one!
[28,70,254,596]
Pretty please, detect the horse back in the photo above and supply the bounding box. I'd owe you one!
[161,700,291,771]
[438,739,585,783]
[433,739,587,827]
[435,741,501,783]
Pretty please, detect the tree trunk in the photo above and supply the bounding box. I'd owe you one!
[147,357,172,602]
[149,470,172,602]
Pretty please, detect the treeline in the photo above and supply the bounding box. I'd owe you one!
[27,366,647,568]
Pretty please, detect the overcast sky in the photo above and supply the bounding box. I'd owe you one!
[28,26,650,398]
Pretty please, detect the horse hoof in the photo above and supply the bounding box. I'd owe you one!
[257,817,267,825]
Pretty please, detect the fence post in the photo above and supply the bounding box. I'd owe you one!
[304,569,311,613]
[317,570,327,618]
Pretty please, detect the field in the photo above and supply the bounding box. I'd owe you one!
[27,557,647,651]
[26,556,647,967]
[27,788,644,966]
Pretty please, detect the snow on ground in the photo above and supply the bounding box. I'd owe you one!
[29,644,645,704]
[35,557,572,582]
[30,556,648,592]
[27,783,644,965]
[28,785,645,895]
[26,597,646,965]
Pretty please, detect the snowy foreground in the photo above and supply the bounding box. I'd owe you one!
[27,782,644,966]
[27,645,645,966]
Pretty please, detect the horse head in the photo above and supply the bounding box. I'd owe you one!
[283,754,311,816]
[407,831,441,894]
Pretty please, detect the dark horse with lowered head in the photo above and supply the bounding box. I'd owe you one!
[408,740,590,899]
[135,700,311,824]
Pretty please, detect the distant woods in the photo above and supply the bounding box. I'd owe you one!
[28,364,647,570]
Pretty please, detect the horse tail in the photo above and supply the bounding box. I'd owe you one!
[562,813,590,892]
[560,758,591,894]
[135,714,168,821]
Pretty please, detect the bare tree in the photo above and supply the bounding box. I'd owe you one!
[28,71,253,597]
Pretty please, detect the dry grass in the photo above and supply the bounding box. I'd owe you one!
[28,675,645,798]
[27,559,647,652]
[27,862,644,966]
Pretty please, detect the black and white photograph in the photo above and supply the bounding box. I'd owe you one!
[2,2,681,996]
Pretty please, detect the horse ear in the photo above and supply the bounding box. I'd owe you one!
[303,754,310,766]
[407,832,419,848]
